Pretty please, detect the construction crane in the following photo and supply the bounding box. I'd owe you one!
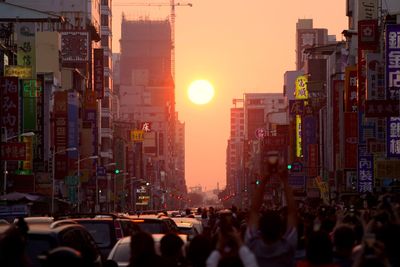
[113,1,193,82]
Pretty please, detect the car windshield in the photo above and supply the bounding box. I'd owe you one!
[137,222,166,234]
[112,243,130,263]
[78,222,111,248]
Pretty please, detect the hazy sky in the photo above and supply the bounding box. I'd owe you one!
[112,0,348,190]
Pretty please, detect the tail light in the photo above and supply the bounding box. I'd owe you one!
[114,220,123,239]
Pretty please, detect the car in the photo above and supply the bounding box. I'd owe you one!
[176,222,198,241]
[54,213,141,259]
[129,214,179,234]
[108,234,188,267]
[172,217,203,234]
[14,216,54,225]
[1,222,102,267]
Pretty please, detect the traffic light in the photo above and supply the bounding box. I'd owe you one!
[255,180,261,185]
[287,164,292,170]
[114,169,120,174]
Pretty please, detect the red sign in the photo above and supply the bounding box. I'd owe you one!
[0,77,19,138]
[93,48,104,99]
[365,100,400,117]
[332,80,343,168]
[54,91,68,178]
[307,144,318,177]
[345,66,358,112]
[1,142,27,160]
[344,112,358,168]
[358,20,379,51]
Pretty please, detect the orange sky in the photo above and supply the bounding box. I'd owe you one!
[112,0,348,191]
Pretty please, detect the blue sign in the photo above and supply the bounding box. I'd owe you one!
[358,146,373,193]
[288,175,305,189]
[97,166,106,176]
[387,117,400,157]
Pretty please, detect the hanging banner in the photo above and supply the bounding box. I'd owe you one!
[93,48,104,99]
[22,80,39,131]
[307,144,318,177]
[0,77,19,139]
[387,117,400,158]
[345,66,358,112]
[54,91,68,179]
[344,112,358,168]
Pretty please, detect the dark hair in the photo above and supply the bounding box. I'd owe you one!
[259,210,283,242]
[306,230,333,265]
[160,233,184,257]
[333,224,355,251]
[186,235,212,267]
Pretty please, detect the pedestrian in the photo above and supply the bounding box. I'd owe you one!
[186,234,213,267]
[160,232,186,267]
[128,231,162,267]
[245,167,297,267]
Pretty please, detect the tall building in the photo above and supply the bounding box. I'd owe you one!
[119,17,176,209]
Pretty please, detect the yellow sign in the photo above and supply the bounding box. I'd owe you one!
[22,136,33,170]
[295,75,308,99]
[5,65,32,79]
[130,130,144,142]
[296,115,302,157]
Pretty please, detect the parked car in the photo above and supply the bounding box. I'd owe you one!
[172,217,203,234]
[176,222,198,241]
[54,213,141,259]
[0,222,102,267]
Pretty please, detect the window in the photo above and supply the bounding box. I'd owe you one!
[101,35,109,47]
[278,99,284,104]
[101,15,108,27]
[101,0,108,5]
[104,55,109,68]
[101,117,110,128]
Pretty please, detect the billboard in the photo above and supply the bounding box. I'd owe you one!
[60,31,89,63]
[0,143,26,161]
[16,23,36,78]
[4,66,32,79]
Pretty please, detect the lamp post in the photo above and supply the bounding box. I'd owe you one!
[105,162,116,212]
[52,147,77,215]
[1,129,35,195]
[77,154,99,212]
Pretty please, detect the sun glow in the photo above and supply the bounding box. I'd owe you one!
[187,80,215,105]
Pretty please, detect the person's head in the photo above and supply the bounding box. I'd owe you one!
[0,218,30,267]
[160,233,184,258]
[185,208,191,216]
[186,235,212,267]
[306,230,333,265]
[333,224,356,256]
[259,210,284,242]
[130,231,156,258]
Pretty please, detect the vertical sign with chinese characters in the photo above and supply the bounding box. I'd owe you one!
[68,91,79,161]
[54,91,68,179]
[34,75,45,172]
[22,80,39,131]
[344,112,358,168]
[386,24,400,157]
[16,23,36,78]
[358,147,374,193]
[93,48,104,99]
[345,66,358,112]
[295,75,308,158]
[0,77,19,139]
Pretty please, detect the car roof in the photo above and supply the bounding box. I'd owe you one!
[176,222,193,228]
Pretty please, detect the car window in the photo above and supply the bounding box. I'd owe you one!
[119,220,140,236]
[112,243,130,263]
[137,222,167,234]
[78,222,112,248]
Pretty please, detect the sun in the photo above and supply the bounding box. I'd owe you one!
[187,80,215,105]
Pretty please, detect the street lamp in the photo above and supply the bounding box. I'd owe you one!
[105,163,116,212]
[77,154,99,212]
[51,147,77,215]
[2,130,35,195]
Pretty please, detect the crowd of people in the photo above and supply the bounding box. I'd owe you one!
[1,168,399,267]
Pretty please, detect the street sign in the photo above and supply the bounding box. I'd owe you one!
[96,166,106,176]
[291,161,303,172]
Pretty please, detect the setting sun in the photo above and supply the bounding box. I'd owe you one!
[187,80,215,105]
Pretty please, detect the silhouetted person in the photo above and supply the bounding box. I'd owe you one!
[245,168,297,267]
[332,224,355,267]
[128,231,162,267]
[186,234,213,267]
[160,233,186,267]
[0,217,30,267]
